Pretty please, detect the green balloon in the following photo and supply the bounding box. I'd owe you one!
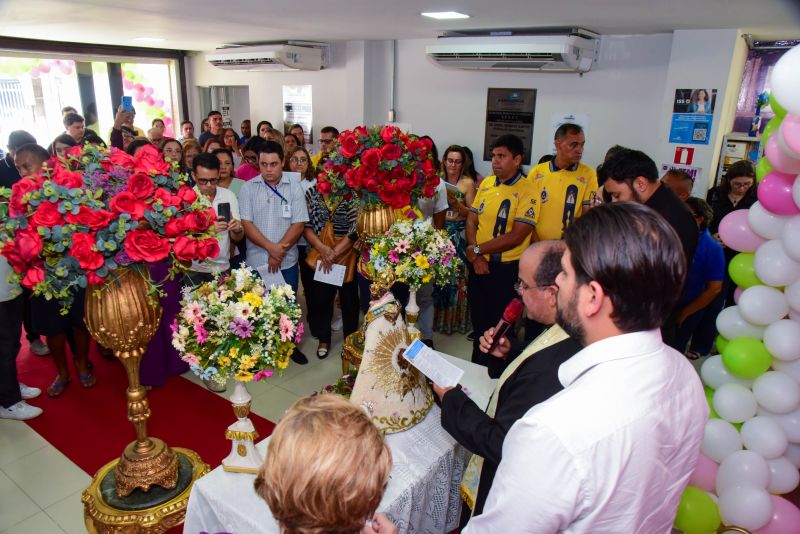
[756,158,774,183]
[728,253,762,288]
[722,337,773,378]
[770,93,787,119]
[704,386,719,419]
[761,116,782,148]
[715,335,729,354]
[674,486,721,534]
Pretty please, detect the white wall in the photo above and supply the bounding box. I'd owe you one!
[392,34,674,176]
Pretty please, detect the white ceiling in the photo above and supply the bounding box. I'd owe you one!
[1,0,799,52]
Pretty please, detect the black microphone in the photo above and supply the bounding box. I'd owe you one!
[486,298,524,353]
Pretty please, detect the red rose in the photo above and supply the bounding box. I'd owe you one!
[20,263,45,289]
[69,232,105,270]
[340,134,359,158]
[420,158,435,176]
[51,166,84,189]
[345,168,360,189]
[164,216,188,237]
[361,148,381,171]
[173,236,200,261]
[9,177,42,216]
[127,173,155,200]
[65,145,84,160]
[353,126,368,139]
[380,126,400,144]
[185,210,214,232]
[133,144,170,175]
[108,148,135,169]
[86,271,106,285]
[110,192,147,220]
[1,227,42,273]
[177,185,198,205]
[65,206,114,230]
[32,201,65,228]
[381,143,402,162]
[316,179,331,195]
[124,229,170,262]
[154,188,181,207]
[364,176,379,192]
[200,238,220,260]
[419,137,433,151]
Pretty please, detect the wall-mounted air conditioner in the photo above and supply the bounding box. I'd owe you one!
[426,31,599,73]
[206,42,330,72]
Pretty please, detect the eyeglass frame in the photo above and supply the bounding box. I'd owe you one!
[290,156,309,164]
[514,278,554,293]
[445,158,463,166]
[730,180,754,189]
[195,178,220,185]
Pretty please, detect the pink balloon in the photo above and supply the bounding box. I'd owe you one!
[122,79,133,90]
[38,63,51,73]
[719,209,768,251]
[133,92,144,102]
[689,452,719,492]
[143,87,154,97]
[759,171,800,215]
[133,83,144,93]
[165,127,174,137]
[144,96,155,106]
[778,115,800,159]
[766,135,800,174]
[30,67,40,78]
[756,495,800,534]
[153,99,164,108]
[734,286,744,304]
[163,117,172,126]
[59,64,72,75]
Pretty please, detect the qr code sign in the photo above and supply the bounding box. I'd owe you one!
[693,126,707,142]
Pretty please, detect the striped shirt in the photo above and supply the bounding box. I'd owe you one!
[305,188,358,238]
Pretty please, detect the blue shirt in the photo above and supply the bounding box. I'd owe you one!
[682,230,724,305]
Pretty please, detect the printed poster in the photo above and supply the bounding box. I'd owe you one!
[669,88,717,145]
[484,88,536,165]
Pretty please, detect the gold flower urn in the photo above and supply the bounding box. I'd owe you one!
[81,268,209,533]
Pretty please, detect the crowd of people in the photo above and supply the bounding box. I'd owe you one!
[1,104,762,531]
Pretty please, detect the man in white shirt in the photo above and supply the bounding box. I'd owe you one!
[415,177,448,346]
[186,152,244,287]
[465,201,708,533]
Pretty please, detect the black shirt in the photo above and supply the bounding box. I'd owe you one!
[645,184,699,268]
[706,186,757,236]
[0,154,20,188]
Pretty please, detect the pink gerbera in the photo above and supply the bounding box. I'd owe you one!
[279,313,294,342]
[388,250,400,264]
[395,239,410,253]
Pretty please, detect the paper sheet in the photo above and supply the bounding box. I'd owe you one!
[403,339,464,388]
[313,260,345,287]
[256,265,286,289]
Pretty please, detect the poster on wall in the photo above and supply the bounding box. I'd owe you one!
[484,88,536,165]
[669,88,717,145]
[282,85,313,146]
[660,162,706,195]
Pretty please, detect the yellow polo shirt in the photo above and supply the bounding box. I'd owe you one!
[528,160,598,240]
[471,172,538,263]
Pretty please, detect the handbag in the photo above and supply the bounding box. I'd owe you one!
[305,218,357,284]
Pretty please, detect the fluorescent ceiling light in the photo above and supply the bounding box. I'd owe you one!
[421,11,470,20]
[133,37,165,43]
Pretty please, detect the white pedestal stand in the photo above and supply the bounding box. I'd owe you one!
[221,381,262,474]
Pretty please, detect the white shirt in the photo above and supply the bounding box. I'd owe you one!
[465,329,708,534]
[191,186,240,273]
[417,179,448,220]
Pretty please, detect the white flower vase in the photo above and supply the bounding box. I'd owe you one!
[221,380,262,474]
[406,289,422,340]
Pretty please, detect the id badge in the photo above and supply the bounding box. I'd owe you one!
[281,203,292,218]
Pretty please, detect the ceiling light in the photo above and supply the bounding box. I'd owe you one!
[421,11,470,20]
[133,37,165,43]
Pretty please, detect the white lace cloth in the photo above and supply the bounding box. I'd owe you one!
[184,353,495,534]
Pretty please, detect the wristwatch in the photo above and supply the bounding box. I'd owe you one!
[472,244,481,256]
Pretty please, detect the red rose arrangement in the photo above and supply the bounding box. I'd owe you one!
[0,144,217,311]
[316,125,440,209]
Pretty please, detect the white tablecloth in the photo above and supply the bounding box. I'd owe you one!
[184,354,495,534]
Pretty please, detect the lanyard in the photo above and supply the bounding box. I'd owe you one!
[263,180,288,204]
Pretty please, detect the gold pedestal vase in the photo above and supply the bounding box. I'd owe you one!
[81,268,209,532]
[222,380,262,474]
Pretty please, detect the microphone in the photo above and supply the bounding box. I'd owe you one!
[486,298,524,353]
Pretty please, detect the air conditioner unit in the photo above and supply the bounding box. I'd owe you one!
[425,33,599,73]
[206,42,330,72]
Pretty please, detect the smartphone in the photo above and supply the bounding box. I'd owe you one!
[121,95,133,112]
[217,202,231,222]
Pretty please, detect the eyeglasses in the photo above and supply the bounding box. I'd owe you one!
[195,178,219,185]
[514,278,553,293]
[290,157,308,164]
[730,181,753,189]
[445,159,463,166]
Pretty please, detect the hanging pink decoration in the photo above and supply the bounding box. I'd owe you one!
[153,99,164,109]
[145,96,155,106]
[134,92,144,102]
[143,87,154,97]
[122,79,133,90]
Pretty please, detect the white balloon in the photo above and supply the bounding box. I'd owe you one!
[782,215,800,262]
[786,443,800,468]
[714,383,759,423]
[738,285,791,325]
[774,358,800,384]
[771,45,800,115]
[760,406,800,443]
[765,319,800,361]
[754,240,800,288]
[701,355,754,389]
[753,371,800,414]
[716,450,770,493]
[703,418,744,463]
[715,306,767,340]
[767,456,800,494]
[749,201,790,240]
[741,416,789,459]
[794,174,800,212]
[718,485,774,531]
[787,279,800,310]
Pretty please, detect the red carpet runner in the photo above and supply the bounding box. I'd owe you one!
[17,342,275,476]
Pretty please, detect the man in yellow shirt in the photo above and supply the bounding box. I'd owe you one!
[528,123,597,240]
[310,126,338,170]
[466,134,538,366]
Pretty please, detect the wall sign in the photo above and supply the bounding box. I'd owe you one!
[484,88,536,165]
[669,88,717,145]
[282,85,313,144]
[674,146,695,165]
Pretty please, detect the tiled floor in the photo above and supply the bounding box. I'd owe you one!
[0,308,474,533]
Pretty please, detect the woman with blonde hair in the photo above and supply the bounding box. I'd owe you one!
[254,395,394,534]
